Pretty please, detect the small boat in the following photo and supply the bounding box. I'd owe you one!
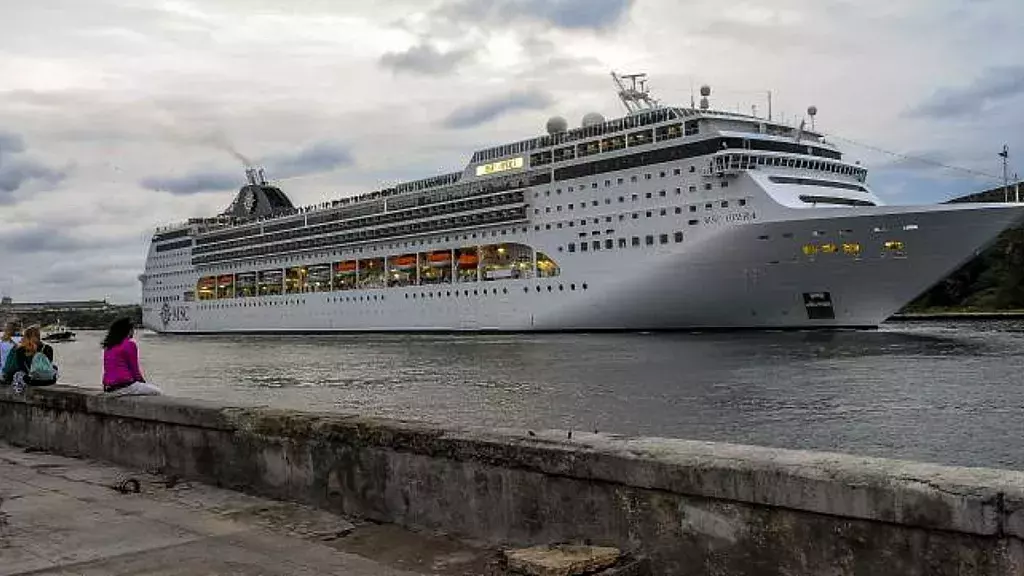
[42,322,76,343]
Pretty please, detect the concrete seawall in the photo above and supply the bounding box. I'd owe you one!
[1,386,1022,575]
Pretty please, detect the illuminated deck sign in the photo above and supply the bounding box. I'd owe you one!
[475,157,524,177]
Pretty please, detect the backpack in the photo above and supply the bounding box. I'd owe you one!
[28,348,57,381]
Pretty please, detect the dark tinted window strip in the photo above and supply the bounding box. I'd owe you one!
[770,176,867,192]
[155,238,193,252]
[553,137,843,182]
[799,195,875,207]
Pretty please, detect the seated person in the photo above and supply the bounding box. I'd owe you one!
[1,326,58,390]
[102,318,160,396]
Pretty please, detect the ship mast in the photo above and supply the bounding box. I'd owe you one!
[611,71,661,115]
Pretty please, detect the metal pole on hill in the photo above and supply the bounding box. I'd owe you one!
[999,145,1009,202]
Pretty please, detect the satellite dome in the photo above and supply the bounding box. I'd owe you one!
[807,105,818,116]
[700,85,712,97]
[546,116,568,135]
[581,112,605,127]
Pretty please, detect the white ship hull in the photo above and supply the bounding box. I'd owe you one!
[142,203,1024,333]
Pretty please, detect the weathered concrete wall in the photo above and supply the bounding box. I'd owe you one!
[1,385,1022,576]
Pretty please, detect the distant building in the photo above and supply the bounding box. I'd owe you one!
[948,180,1024,204]
[0,298,112,316]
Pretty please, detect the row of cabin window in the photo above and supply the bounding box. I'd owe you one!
[474,109,681,163]
[551,136,843,184]
[534,199,746,232]
[195,192,525,255]
[538,166,699,197]
[193,208,526,265]
[197,173,542,248]
[566,232,685,253]
[530,121,701,167]
[200,225,535,275]
[535,190,743,215]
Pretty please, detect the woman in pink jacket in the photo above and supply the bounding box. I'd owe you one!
[102,318,160,396]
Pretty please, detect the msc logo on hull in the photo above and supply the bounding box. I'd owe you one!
[159,302,190,327]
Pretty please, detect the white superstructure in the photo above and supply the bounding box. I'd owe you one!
[140,74,1024,333]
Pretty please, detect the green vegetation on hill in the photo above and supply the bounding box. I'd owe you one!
[13,305,142,331]
[905,225,1024,312]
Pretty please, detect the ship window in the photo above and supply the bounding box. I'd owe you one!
[660,171,666,178]
[646,211,652,218]
[631,194,638,201]
[605,239,613,249]
[705,203,713,210]
[704,183,713,191]
[689,186,696,192]
[568,203,574,209]
[632,213,639,219]
[660,208,667,216]
[592,240,601,250]
[675,188,681,195]
[592,182,598,189]
[675,207,682,214]
[721,201,728,208]
[580,242,588,252]
[618,196,624,202]
[659,190,666,197]
[605,180,611,187]
[674,168,682,175]
[645,235,654,246]
[618,238,627,248]
[721,181,729,188]
[645,192,652,199]
[631,236,640,247]
[689,219,698,225]
[739,199,747,206]
[645,174,652,180]
[556,205,562,211]
[631,176,638,183]
[674,231,684,243]
[618,178,624,184]
[605,198,611,204]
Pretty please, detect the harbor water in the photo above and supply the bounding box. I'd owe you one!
[52,320,1024,470]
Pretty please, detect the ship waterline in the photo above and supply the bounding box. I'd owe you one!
[140,74,1024,333]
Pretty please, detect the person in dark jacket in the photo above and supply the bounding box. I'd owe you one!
[1,325,58,390]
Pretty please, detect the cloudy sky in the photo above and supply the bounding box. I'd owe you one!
[2,0,1023,303]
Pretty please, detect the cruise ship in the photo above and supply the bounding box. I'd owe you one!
[140,73,1024,333]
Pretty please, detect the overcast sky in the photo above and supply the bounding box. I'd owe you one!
[2,0,1023,303]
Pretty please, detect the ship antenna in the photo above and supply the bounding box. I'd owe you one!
[611,71,660,115]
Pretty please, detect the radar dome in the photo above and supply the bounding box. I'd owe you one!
[546,116,568,135]
[582,112,605,127]
[700,85,712,97]
[807,105,818,116]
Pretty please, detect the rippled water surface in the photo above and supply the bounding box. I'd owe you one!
[52,320,1024,469]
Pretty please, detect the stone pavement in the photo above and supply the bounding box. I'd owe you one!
[0,443,499,575]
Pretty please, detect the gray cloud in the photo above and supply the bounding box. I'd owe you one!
[0,225,128,254]
[0,131,27,155]
[140,140,355,195]
[909,65,1024,119]
[264,141,355,179]
[443,90,553,129]
[437,0,634,31]
[0,131,68,201]
[380,41,475,75]
[140,170,240,196]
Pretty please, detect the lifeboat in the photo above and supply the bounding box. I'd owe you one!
[335,261,357,274]
[217,275,234,286]
[428,251,452,267]
[457,253,479,268]
[198,277,216,288]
